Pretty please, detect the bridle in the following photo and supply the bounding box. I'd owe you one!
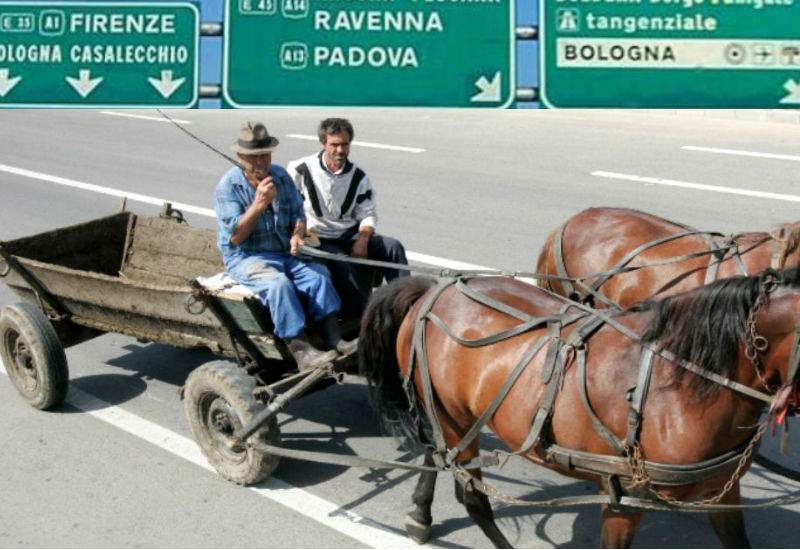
[743,271,800,416]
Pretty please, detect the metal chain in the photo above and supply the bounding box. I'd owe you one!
[625,443,650,490]
[744,274,781,392]
[624,421,769,507]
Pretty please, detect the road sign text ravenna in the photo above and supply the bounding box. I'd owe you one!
[223,0,514,107]
[540,0,800,107]
[0,2,199,107]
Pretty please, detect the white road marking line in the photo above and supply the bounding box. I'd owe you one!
[682,145,800,163]
[0,360,426,549]
[287,134,425,154]
[0,163,216,217]
[0,162,493,274]
[592,171,800,204]
[100,111,192,124]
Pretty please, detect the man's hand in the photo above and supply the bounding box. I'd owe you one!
[253,176,276,212]
[290,233,305,255]
[290,220,307,255]
[350,234,369,258]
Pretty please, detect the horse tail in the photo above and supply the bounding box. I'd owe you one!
[358,275,435,447]
[535,227,558,290]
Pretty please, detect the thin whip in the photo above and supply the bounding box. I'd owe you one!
[157,108,246,171]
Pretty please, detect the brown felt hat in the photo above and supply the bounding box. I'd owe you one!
[231,121,280,155]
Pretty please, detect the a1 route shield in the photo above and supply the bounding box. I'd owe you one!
[0,1,199,107]
[540,0,800,108]
[223,0,515,107]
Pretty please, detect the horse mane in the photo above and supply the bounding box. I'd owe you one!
[637,267,800,398]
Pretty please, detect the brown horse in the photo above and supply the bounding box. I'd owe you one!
[358,269,800,548]
[535,207,800,308]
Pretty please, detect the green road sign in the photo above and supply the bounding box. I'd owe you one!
[0,1,199,107]
[223,0,515,107]
[540,0,800,108]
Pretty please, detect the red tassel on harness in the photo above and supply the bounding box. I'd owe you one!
[771,384,798,437]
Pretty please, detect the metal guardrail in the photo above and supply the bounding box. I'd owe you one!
[197,23,540,104]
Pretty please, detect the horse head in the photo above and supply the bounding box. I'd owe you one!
[643,268,800,402]
[747,269,800,404]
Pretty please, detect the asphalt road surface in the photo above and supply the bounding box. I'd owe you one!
[2,109,800,548]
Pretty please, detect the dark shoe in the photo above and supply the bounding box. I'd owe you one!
[286,334,338,371]
[319,314,358,356]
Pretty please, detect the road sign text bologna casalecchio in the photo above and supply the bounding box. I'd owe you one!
[0,2,198,107]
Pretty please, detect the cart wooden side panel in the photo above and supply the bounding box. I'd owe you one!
[0,212,283,360]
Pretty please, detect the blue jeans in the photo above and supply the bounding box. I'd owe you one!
[227,252,340,339]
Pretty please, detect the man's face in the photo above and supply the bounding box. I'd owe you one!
[322,131,351,167]
[239,152,272,179]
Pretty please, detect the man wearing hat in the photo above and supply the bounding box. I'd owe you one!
[213,121,355,371]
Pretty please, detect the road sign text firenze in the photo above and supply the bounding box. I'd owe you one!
[0,2,198,107]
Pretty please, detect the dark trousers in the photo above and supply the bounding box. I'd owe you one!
[318,228,409,317]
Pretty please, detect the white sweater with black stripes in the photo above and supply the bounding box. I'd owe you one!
[287,153,378,239]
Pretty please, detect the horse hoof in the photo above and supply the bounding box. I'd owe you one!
[405,514,432,545]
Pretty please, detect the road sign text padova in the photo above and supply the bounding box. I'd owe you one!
[223,0,514,107]
[540,0,800,108]
[0,2,199,107]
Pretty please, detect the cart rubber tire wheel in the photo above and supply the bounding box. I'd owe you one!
[184,361,280,485]
[0,302,68,410]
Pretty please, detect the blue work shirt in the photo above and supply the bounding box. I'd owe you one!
[214,165,306,268]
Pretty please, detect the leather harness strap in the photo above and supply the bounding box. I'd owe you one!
[588,230,710,296]
[518,321,564,454]
[625,347,655,449]
[554,222,577,298]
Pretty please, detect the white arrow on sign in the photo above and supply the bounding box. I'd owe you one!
[148,70,186,99]
[780,78,800,105]
[470,72,502,103]
[65,69,103,98]
[0,68,22,97]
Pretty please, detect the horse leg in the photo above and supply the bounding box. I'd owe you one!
[454,470,513,549]
[405,450,438,544]
[600,504,642,548]
[707,481,751,548]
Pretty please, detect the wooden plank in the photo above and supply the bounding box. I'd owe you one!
[123,249,221,283]
[121,217,224,283]
[5,212,130,275]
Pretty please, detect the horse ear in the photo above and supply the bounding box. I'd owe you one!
[770,224,789,242]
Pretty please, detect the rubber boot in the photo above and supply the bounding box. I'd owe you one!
[286,333,338,371]
[319,314,359,356]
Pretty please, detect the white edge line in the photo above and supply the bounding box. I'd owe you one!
[287,134,425,154]
[101,111,193,124]
[0,359,429,549]
[682,145,800,163]
[0,163,215,217]
[591,171,800,204]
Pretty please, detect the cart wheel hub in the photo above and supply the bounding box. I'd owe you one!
[10,334,37,391]
[204,396,248,463]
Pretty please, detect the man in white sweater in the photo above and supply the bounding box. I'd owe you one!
[287,118,408,316]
